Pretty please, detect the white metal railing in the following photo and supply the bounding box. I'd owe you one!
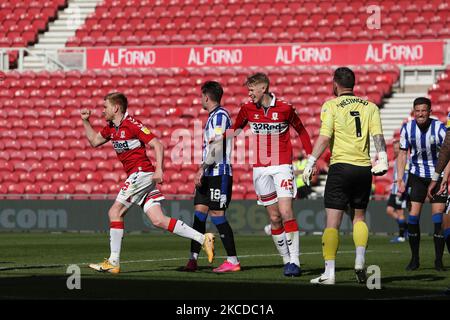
[0,47,86,71]
[399,65,447,88]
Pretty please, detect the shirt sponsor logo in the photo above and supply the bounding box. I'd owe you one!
[112,140,130,153]
[250,122,288,135]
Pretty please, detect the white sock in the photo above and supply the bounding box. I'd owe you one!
[355,246,366,269]
[271,232,291,265]
[109,228,123,266]
[173,220,205,244]
[190,252,199,260]
[285,231,300,267]
[227,256,239,265]
[324,260,335,278]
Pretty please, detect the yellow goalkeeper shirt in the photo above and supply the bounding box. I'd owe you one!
[319,94,383,167]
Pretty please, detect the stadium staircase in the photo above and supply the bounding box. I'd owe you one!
[381,92,426,139]
[23,0,101,70]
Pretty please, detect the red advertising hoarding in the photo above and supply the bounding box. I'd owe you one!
[86,41,444,69]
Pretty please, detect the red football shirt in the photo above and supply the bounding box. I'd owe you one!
[100,113,156,175]
[232,94,312,167]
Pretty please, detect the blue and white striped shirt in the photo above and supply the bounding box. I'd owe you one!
[203,106,232,177]
[399,119,447,178]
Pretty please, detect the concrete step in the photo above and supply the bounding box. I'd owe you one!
[39,38,70,44]
[384,98,417,104]
[383,113,410,117]
[52,17,90,26]
[40,32,76,38]
[383,105,411,110]
[23,62,45,70]
[383,126,403,131]
[392,93,424,98]
[61,5,97,11]
[382,118,408,124]
[59,10,95,17]
[48,25,80,31]
[34,44,66,49]
[24,56,46,62]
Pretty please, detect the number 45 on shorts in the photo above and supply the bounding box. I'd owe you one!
[280,179,293,190]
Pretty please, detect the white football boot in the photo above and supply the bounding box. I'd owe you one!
[310,273,335,285]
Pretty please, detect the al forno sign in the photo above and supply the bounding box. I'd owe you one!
[86,41,444,69]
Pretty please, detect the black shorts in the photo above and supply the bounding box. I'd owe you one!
[194,175,233,211]
[407,173,447,203]
[387,194,407,210]
[324,163,372,211]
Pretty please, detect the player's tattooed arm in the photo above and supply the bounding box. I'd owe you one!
[435,130,450,175]
[373,134,387,153]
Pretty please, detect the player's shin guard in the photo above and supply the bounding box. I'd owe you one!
[407,216,420,259]
[190,211,207,259]
[323,228,339,260]
[168,218,204,244]
[271,227,290,265]
[212,216,238,264]
[432,214,445,262]
[353,221,368,270]
[284,219,300,267]
[322,228,339,277]
[109,221,124,266]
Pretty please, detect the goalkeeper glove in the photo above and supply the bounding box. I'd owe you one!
[371,151,388,176]
[302,155,316,187]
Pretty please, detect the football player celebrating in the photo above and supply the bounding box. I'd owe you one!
[81,92,215,274]
[229,73,312,277]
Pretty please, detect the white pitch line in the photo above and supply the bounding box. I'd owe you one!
[0,250,372,271]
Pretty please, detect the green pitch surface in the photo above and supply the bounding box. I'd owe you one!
[0,233,449,300]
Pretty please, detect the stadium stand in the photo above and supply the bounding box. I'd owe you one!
[0,65,400,198]
[371,67,450,197]
[0,0,68,66]
[66,0,450,47]
[1,0,449,200]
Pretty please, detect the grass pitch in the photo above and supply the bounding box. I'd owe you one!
[0,233,449,300]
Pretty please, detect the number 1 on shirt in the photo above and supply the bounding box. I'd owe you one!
[350,111,362,137]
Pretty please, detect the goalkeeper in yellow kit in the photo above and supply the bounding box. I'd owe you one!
[303,67,388,285]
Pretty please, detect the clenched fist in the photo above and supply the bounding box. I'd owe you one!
[80,109,91,121]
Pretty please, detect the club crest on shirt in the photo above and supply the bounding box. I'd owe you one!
[120,130,126,139]
[272,112,278,120]
[430,135,436,145]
